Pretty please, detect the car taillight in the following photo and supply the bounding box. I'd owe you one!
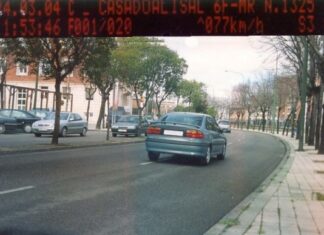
[185,130,204,139]
[146,126,161,135]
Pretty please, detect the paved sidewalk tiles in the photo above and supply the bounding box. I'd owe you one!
[206,133,324,235]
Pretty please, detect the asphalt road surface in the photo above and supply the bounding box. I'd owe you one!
[0,130,286,235]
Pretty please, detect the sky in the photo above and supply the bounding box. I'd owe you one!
[163,36,278,98]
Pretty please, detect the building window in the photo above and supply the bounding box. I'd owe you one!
[62,86,71,99]
[17,88,27,110]
[16,63,28,76]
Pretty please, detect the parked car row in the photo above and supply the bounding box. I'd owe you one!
[0,109,87,137]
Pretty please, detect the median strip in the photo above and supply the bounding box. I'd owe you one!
[0,185,35,195]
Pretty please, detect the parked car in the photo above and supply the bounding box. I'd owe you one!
[0,109,40,133]
[218,120,231,133]
[0,113,18,134]
[145,112,227,165]
[144,115,155,124]
[111,115,149,137]
[32,112,88,137]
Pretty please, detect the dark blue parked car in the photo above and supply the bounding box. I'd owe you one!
[0,109,40,133]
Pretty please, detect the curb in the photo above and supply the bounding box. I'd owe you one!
[0,139,146,156]
[205,129,293,235]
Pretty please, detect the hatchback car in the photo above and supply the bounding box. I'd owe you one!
[0,109,40,133]
[32,112,88,137]
[145,112,227,165]
[0,113,18,134]
[111,115,149,137]
[218,120,231,133]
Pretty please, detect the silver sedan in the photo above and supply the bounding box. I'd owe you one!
[32,112,88,137]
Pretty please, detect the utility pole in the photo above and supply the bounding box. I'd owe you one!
[298,37,308,151]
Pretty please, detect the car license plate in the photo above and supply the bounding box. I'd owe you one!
[164,130,183,136]
[118,129,127,132]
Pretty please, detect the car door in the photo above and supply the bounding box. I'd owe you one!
[67,113,79,134]
[73,113,84,133]
[206,117,224,155]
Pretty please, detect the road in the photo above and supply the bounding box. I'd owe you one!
[0,130,286,235]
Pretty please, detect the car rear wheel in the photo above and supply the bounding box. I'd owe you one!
[148,152,160,161]
[60,127,67,137]
[80,127,87,136]
[112,133,117,137]
[201,146,211,165]
[34,133,41,137]
[217,144,226,160]
[0,124,5,134]
[23,124,32,133]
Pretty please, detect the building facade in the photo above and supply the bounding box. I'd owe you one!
[2,63,133,128]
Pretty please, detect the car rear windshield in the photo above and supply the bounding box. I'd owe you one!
[118,116,139,123]
[162,115,203,127]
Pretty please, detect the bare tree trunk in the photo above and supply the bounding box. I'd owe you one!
[96,95,106,129]
[318,104,324,154]
[282,112,292,135]
[247,113,251,130]
[262,111,266,132]
[315,84,323,149]
[305,96,311,144]
[296,112,301,140]
[291,108,296,138]
[156,103,162,118]
[0,73,6,109]
[106,95,110,141]
[276,107,281,134]
[51,78,62,145]
[86,99,91,122]
[307,94,316,145]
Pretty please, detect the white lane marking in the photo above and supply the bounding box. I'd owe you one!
[0,186,35,195]
[228,142,232,146]
[140,162,153,166]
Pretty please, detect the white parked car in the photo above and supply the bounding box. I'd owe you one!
[218,120,231,133]
[32,112,88,137]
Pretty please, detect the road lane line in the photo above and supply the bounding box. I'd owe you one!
[140,162,153,166]
[0,186,35,195]
[228,143,232,146]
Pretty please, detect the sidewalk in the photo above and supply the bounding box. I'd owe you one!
[0,130,145,155]
[206,133,324,235]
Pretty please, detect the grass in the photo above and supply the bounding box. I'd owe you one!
[221,218,240,228]
[241,203,250,212]
[315,192,324,201]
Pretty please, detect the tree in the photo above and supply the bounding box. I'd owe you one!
[81,38,117,140]
[113,37,160,123]
[19,38,94,144]
[0,39,21,109]
[176,79,208,113]
[253,74,275,132]
[151,45,187,117]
